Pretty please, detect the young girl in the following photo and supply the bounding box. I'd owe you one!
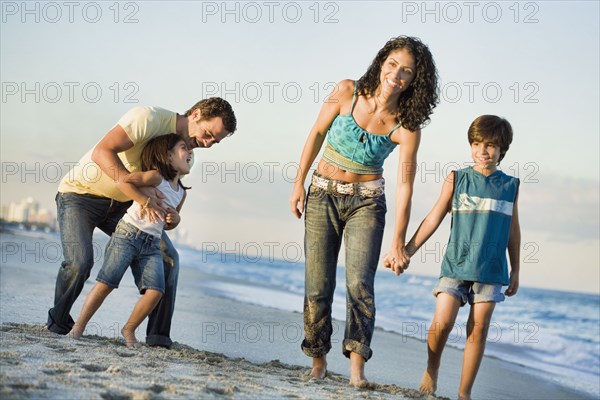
[397,115,520,400]
[72,133,191,347]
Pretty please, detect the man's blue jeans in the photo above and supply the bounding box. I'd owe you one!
[301,184,386,362]
[47,192,179,347]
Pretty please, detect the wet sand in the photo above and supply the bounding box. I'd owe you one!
[0,231,589,399]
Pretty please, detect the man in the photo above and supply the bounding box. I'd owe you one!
[47,97,237,347]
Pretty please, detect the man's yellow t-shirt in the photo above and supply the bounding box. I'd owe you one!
[58,106,177,202]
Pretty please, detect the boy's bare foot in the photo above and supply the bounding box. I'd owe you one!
[121,326,140,348]
[419,368,438,395]
[458,394,472,400]
[309,356,327,379]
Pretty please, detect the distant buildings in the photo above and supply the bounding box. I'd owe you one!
[0,197,56,230]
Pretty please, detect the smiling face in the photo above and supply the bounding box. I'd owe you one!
[470,141,500,174]
[187,111,230,149]
[168,140,192,175]
[379,48,416,96]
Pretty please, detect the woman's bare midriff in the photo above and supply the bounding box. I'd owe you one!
[317,160,383,183]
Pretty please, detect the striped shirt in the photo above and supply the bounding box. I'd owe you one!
[441,167,520,285]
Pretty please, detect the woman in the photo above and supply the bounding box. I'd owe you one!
[289,36,439,386]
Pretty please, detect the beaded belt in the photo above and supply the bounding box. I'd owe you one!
[311,173,385,198]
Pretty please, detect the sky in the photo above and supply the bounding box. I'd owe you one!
[1,1,599,294]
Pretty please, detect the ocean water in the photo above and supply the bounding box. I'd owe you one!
[178,245,600,398]
[2,228,597,397]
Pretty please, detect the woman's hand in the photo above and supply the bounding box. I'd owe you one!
[290,184,306,219]
[383,246,410,276]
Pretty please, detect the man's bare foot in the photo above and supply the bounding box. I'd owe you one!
[419,368,438,395]
[309,356,327,379]
[121,326,140,348]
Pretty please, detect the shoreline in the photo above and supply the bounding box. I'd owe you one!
[0,231,593,399]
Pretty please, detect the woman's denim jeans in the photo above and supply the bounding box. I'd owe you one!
[47,192,179,347]
[301,184,386,361]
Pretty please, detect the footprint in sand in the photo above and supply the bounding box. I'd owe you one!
[148,384,165,393]
[204,384,238,395]
[42,362,71,375]
[114,350,136,358]
[0,351,22,366]
[43,342,77,353]
[100,389,132,399]
[9,381,45,390]
[81,363,108,372]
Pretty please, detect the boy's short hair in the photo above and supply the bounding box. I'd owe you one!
[467,115,513,163]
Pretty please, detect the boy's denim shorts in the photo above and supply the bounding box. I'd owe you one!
[96,220,165,294]
[433,277,505,306]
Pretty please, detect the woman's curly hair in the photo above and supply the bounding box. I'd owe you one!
[356,36,439,132]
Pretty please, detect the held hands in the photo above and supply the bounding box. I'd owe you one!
[383,246,411,276]
[505,272,519,296]
[289,185,306,219]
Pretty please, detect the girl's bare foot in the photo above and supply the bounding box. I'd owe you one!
[419,368,438,395]
[71,324,84,340]
[121,326,140,348]
[309,356,327,379]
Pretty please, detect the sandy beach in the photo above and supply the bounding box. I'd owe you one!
[0,231,590,399]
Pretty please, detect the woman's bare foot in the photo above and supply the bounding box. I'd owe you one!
[309,356,327,379]
[121,326,140,348]
[349,352,369,388]
[419,368,438,395]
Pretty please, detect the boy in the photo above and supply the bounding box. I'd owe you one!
[393,115,521,400]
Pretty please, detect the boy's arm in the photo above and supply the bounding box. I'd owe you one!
[505,191,521,296]
[404,172,455,258]
[164,190,187,231]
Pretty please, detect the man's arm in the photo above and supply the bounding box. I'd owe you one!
[91,125,134,183]
[91,124,166,218]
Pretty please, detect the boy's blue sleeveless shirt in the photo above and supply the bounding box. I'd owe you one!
[441,167,520,285]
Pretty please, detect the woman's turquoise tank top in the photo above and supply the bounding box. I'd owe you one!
[322,82,400,174]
